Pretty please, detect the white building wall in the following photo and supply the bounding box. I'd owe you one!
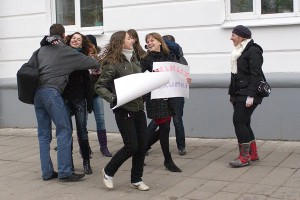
[1,0,300,76]
[0,0,51,78]
[1,0,300,139]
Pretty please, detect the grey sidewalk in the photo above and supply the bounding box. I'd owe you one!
[1,128,300,200]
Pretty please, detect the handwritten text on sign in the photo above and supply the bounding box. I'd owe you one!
[151,62,190,99]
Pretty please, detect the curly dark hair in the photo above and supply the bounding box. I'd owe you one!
[65,32,90,56]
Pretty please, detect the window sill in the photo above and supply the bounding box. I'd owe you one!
[64,26,104,36]
[221,16,300,28]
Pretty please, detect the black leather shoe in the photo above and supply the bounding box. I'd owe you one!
[43,171,58,181]
[178,148,186,156]
[59,173,85,182]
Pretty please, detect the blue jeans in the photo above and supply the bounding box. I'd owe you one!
[34,88,73,179]
[92,96,106,131]
[66,99,88,141]
[147,97,186,150]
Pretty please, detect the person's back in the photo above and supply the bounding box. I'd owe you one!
[38,38,99,93]
[34,24,99,182]
[162,35,188,66]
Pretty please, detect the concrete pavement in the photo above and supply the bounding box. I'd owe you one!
[0,128,300,200]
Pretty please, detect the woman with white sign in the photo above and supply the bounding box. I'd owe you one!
[141,32,182,172]
[95,31,149,191]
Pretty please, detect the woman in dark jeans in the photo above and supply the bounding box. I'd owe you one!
[95,31,149,191]
[228,25,264,167]
[62,32,95,174]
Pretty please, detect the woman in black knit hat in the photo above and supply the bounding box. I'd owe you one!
[228,25,264,167]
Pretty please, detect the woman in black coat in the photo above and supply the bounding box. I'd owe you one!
[140,32,182,172]
[228,25,264,168]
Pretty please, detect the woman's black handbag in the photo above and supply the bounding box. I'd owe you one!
[256,73,271,97]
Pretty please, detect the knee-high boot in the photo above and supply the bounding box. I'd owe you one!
[80,139,93,174]
[97,130,112,157]
[249,140,259,161]
[229,143,251,168]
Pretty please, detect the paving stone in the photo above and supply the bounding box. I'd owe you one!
[278,152,300,168]
[270,186,300,199]
[258,151,292,167]
[283,169,300,188]
[184,190,215,200]
[237,165,274,184]
[161,177,206,198]
[247,184,279,196]
[198,180,231,193]
[207,191,241,200]
[259,167,296,186]
[222,182,254,194]
[237,193,267,200]
[212,164,250,182]
[192,160,228,179]
[1,128,300,200]
[200,147,232,161]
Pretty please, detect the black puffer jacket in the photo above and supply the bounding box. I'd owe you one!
[140,51,175,119]
[228,39,264,104]
[63,70,93,112]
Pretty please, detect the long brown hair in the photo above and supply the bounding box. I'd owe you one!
[145,32,169,55]
[101,31,127,65]
[127,29,146,60]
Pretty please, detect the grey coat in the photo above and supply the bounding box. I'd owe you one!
[37,35,100,93]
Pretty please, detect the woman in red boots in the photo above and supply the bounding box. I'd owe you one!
[228,25,263,167]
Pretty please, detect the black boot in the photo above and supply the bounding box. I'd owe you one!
[80,139,93,175]
[97,130,112,157]
[83,159,92,175]
[164,155,182,172]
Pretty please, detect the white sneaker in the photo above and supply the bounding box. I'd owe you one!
[131,181,149,191]
[102,168,113,189]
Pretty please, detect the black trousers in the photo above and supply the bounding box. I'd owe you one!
[105,109,147,183]
[233,102,258,144]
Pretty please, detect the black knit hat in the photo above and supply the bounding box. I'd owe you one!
[86,34,97,47]
[232,25,252,39]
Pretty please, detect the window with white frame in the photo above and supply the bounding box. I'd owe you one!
[225,0,300,23]
[52,0,103,34]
